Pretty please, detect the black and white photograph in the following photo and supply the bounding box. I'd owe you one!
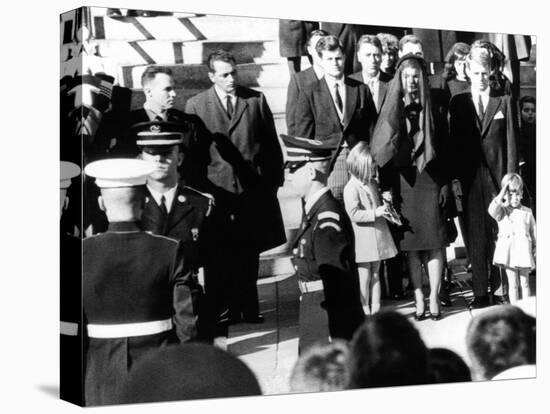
[2,0,548,413]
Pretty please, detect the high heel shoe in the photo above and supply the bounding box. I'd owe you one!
[429,298,442,321]
[414,298,426,321]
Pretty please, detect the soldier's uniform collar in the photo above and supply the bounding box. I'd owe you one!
[304,187,331,216]
[108,221,142,233]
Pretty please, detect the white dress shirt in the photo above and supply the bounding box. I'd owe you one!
[471,87,490,118]
[324,76,346,123]
[143,101,167,121]
[213,85,237,113]
[363,72,380,111]
[147,184,178,214]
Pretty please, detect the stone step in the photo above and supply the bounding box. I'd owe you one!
[121,61,291,89]
[185,14,278,42]
[65,9,279,42]
[92,39,286,67]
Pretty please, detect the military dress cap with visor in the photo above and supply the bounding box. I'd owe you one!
[60,161,81,189]
[132,120,184,147]
[84,158,156,188]
[280,133,340,171]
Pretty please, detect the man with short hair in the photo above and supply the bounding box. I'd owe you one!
[319,22,364,75]
[282,134,364,352]
[134,121,225,345]
[294,35,376,201]
[83,158,200,405]
[185,50,286,324]
[286,29,328,135]
[449,46,519,309]
[113,66,210,188]
[350,34,392,114]
[398,34,424,58]
[466,305,535,380]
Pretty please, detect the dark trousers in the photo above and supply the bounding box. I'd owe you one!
[198,264,229,340]
[228,246,261,319]
[298,290,329,353]
[85,331,177,406]
[462,166,502,297]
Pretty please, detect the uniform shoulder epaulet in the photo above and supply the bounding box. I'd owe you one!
[181,185,215,217]
[146,231,180,244]
[316,211,342,232]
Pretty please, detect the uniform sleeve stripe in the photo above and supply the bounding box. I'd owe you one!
[318,211,340,221]
[319,222,342,232]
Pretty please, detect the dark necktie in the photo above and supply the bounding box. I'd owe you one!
[334,83,343,113]
[159,195,168,217]
[226,95,234,119]
[477,94,485,121]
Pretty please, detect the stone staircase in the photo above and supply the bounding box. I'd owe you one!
[67,8,536,277]
[66,8,300,275]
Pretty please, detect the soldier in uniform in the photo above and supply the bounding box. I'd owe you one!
[82,159,200,406]
[134,121,227,346]
[60,161,84,405]
[281,134,365,352]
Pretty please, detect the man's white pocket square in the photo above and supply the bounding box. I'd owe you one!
[494,111,505,119]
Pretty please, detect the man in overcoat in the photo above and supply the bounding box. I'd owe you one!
[185,50,286,324]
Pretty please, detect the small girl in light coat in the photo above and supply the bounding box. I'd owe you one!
[343,142,398,315]
[488,173,536,304]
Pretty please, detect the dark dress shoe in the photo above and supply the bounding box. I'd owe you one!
[414,311,427,321]
[492,295,510,305]
[243,314,264,324]
[440,297,452,307]
[469,296,490,309]
[439,290,452,307]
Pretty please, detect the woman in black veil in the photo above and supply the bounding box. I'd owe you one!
[371,54,453,321]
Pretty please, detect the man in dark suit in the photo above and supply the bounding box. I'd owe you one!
[350,34,392,114]
[282,134,364,352]
[185,50,286,324]
[82,159,200,405]
[285,29,328,136]
[133,121,226,346]
[449,46,519,309]
[294,35,376,200]
[113,66,210,188]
